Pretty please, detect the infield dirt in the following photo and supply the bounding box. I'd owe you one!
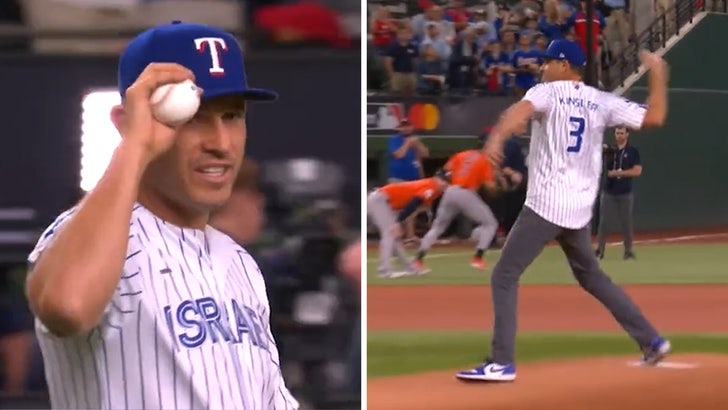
[367,230,728,409]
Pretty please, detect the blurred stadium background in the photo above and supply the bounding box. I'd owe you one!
[0,1,361,409]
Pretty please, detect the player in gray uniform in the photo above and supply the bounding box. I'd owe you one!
[415,138,499,270]
[368,169,450,277]
[456,40,671,382]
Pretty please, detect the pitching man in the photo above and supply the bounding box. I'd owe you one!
[25,21,298,409]
[456,40,671,382]
[368,169,450,277]
[415,140,499,270]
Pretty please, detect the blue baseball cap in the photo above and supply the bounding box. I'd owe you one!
[540,39,586,67]
[118,21,277,101]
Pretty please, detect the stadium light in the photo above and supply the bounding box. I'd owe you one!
[80,90,121,192]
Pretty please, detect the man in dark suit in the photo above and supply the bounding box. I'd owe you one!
[596,126,642,260]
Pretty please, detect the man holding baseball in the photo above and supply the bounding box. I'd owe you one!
[25,21,298,409]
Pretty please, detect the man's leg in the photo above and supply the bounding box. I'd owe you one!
[367,193,398,275]
[489,207,561,364]
[558,227,660,347]
[455,189,498,267]
[615,193,635,257]
[417,187,458,262]
[596,192,612,257]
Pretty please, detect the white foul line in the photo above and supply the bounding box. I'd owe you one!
[366,232,728,262]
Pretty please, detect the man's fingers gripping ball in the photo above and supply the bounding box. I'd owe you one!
[150,79,202,127]
[125,63,196,100]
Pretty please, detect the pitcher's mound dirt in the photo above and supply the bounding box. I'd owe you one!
[368,354,728,410]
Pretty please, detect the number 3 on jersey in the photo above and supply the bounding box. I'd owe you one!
[567,116,585,153]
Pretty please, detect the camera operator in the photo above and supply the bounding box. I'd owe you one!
[595,126,642,260]
[210,159,266,247]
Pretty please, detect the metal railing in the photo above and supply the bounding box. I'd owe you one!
[606,0,728,90]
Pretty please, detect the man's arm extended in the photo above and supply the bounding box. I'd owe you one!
[26,63,194,337]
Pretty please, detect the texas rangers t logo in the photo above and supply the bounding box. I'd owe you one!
[194,37,228,76]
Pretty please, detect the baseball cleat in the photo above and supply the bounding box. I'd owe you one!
[470,256,487,270]
[456,359,516,382]
[641,337,671,365]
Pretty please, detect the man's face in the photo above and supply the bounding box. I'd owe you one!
[141,95,247,213]
[400,124,414,135]
[614,127,629,144]
[502,31,515,44]
[397,29,411,42]
[427,25,439,38]
[519,33,531,46]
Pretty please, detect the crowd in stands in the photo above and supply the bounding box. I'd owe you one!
[368,0,633,95]
[0,0,358,54]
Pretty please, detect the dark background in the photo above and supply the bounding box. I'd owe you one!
[0,50,361,235]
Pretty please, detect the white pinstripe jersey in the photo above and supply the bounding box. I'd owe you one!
[28,204,299,410]
[522,81,646,229]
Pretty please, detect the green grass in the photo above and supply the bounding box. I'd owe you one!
[367,331,728,377]
[367,242,728,285]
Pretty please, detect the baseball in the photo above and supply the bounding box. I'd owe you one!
[150,79,201,127]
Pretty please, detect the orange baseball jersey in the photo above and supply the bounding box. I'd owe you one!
[380,177,443,210]
[445,150,495,190]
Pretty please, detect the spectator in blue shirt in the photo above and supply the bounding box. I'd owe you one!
[479,41,512,95]
[538,0,570,42]
[388,119,429,241]
[510,31,541,97]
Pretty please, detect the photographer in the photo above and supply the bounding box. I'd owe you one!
[595,126,642,260]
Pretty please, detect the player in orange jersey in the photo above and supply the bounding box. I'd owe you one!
[367,169,451,278]
[415,136,499,270]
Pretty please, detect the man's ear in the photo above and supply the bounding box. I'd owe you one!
[110,104,125,137]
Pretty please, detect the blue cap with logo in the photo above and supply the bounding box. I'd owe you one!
[540,39,586,67]
[118,21,278,101]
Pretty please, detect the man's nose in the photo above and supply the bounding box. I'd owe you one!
[202,119,233,156]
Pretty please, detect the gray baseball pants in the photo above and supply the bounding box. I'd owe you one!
[419,186,498,252]
[367,191,413,273]
[596,192,634,254]
[490,206,659,364]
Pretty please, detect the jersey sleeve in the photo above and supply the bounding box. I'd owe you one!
[522,83,553,113]
[603,93,647,129]
[28,207,78,266]
[29,206,138,334]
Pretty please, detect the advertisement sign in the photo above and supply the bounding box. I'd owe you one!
[367,95,517,136]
